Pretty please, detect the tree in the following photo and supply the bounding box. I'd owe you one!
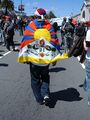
[0,0,14,15]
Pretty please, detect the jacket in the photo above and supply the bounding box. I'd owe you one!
[68,36,86,63]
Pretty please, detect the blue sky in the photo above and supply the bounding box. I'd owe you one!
[13,0,84,17]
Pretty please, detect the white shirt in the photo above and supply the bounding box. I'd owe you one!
[86,29,90,42]
[86,29,90,60]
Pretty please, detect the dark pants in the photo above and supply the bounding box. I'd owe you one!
[29,63,50,103]
[6,35,15,50]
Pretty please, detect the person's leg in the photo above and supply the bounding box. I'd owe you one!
[6,37,10,50]
[0,29,3,42]
[29,63,43,103]
[2,31,6,46]
[84,60,90,103]
[86,61,90,101]
[40,65,50,98]
[10,36,15,50]
[68,36,73,50]
[61,33,65,47]
[64,36,69,53]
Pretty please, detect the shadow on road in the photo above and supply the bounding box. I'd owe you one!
[46,88,83,108]
[0,54,3,56]
[0,50,5,52]
[0,63,8,67]
[49,67,66,72]
[79,84,84,87]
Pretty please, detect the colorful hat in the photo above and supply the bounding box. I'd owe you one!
[34,8,46,17]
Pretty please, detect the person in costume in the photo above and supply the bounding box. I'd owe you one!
[18,8,68,105]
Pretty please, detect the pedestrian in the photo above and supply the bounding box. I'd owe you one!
[4,16,15,51]
[83,28,90,105]
[2,17,6,46]
[28,8,59,105]
[74,21,86,45]
[68,20,86,63]
[60,17,67,48]
[0,16,4,43]
[64,17,75,52]
[18,8,67,105]
[52,22,59,32]
[18,18,24,36]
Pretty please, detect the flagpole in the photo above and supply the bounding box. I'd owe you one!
[21,0,22,14]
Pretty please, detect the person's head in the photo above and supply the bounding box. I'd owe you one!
[68,17,72,22]
[5,16,11,21]
[34,8,46,20]
[63,17,67,22]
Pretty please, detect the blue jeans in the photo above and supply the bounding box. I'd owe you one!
[29,63,50,103]
[83,60,90,101]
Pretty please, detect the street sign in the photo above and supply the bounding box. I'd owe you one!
[18,5,24,11]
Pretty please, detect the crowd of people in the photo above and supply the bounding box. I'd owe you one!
[60,17,90,106]
[0,8,90,106]
[0,15,32,51]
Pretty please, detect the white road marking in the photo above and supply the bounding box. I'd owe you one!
[0,47,19,59]
[3,51,11,56]
[0,51,11,59]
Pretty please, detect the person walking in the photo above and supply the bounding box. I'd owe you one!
[64,17,75,52]
[74,21,86,45]
[83,28,90,105]
[60,17,67,48]
[4,17,15,51]
[18,8,63,105]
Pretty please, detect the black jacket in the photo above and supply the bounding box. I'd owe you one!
[68,36,86,63]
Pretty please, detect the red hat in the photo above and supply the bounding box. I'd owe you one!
[34,8,46,17]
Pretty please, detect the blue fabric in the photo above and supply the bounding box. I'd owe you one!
[51,34,58,39]
[21,35,33,42]
[49,28,55,32]
[50,41,60,50]
[83,60,90,101]
[26,25,35,32]
[34,19,45,28]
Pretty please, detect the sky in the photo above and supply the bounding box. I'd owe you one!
[13,0,84,17]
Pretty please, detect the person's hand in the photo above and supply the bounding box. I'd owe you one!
[24,62,30,64]
[52,61,57,66]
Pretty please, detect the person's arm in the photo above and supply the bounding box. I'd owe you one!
[83,40,89,51]
[52,61,57,66]
[84,30,90,51]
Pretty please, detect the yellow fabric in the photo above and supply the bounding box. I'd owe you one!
[34,28,51,41]
[17,53,68,64]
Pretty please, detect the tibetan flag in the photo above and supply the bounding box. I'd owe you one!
[17,19,68,64]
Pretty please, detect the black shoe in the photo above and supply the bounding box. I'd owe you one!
[37,100,45,105]
[7,47,10,51]
[12,48,15,51]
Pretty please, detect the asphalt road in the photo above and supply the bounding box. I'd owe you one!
[0,31,90,120]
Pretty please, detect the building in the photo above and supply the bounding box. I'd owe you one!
[72,0,90,22]
[72,13,81,21]
[81,0,90,21]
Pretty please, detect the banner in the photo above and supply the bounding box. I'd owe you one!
[17,20,68,64]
